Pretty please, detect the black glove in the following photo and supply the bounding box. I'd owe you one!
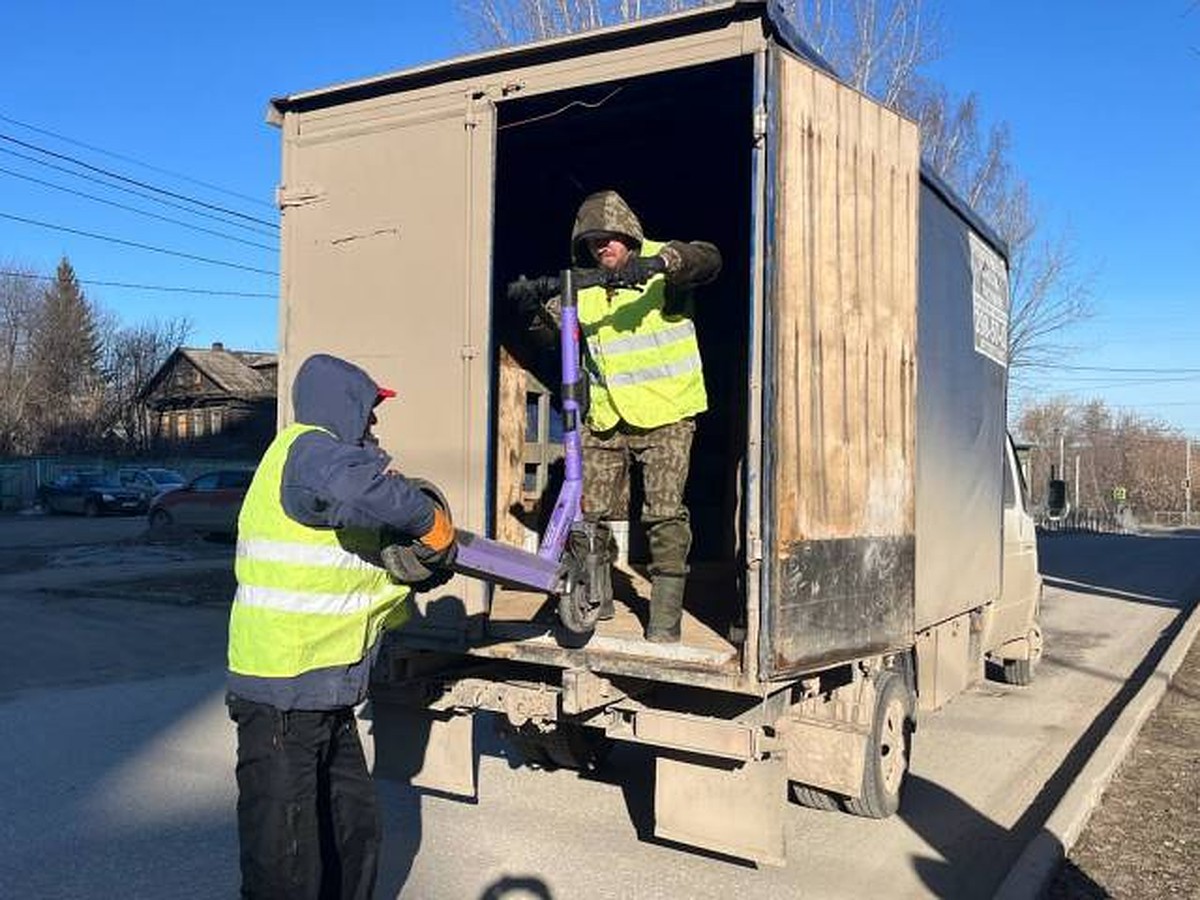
[607,254,666,289]
[507,276,558,320]
[380,538,457,588]
[413,537,458,570]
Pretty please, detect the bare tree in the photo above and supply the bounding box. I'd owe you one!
[0,265,43,455]
[1016,397,1188,517]
[915,88,1092,371]
[459,0,718,46]
[102,317,194,451]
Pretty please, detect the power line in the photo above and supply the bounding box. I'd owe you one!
[0,211,278,277]
[0,144,277,238]
[0,165,277,252]
[1026,362,1200,374]
[0,131,278,231]
[0,269,275,299]
[0,111,276,211]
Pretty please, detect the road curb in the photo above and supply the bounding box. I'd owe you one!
[993,597,1200,900]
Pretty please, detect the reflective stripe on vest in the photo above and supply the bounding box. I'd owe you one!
[578,238,707,431]
[227,423,411,678]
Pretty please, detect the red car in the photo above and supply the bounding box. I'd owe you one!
[148,469,254,536]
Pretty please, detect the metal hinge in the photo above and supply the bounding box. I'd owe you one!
[276,185,325,209]
[749,537,764,564]
[752,105,768,145]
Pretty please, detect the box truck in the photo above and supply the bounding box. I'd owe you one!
[267,0,1042,864]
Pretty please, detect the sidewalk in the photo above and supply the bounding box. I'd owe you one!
[1048,617,1200,898]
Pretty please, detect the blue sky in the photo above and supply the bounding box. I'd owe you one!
[1,2,1197,436]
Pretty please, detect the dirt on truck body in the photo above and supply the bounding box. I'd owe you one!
[268,0,1042,864]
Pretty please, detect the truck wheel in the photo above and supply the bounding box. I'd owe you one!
[541,723,613,772]
[500,725,554,770]
[845,669,913,819]
[1002,658,1034,686]
[1002,625,1042,687]
[498,720,611,772]
[789,783,842,812]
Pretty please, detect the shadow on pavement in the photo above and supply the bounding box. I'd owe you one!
[898,533,1199,897]
[478,874,554,899]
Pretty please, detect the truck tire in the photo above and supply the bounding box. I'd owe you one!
[1002,657,1035,686]
[499,720,611,772]
[789,783,841,812]
[1002,625,1042,686]
[844,669,913,819]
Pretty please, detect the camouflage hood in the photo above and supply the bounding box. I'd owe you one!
[571,190,644,266]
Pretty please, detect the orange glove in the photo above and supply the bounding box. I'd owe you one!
[420,506,455,552]
[413,505,457,572]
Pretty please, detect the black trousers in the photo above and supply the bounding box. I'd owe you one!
[227,696,381,900]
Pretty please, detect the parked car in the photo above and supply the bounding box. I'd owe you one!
[39,471,148,516]
[117,466,187,501]
[148,469,254,536]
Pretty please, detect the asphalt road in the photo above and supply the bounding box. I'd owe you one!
[0,517,1196,900]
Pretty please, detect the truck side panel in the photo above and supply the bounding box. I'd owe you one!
[761,46,920,677]
[914,184,1008,630]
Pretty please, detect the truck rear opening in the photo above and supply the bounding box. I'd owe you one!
[485,55,755,679]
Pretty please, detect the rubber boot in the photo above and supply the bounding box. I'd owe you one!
[645,575,685,643]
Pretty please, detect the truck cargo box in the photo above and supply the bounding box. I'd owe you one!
[269,0,1010,694]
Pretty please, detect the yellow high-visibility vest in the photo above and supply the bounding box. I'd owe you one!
[578,238,707,431]
[228,423,411,678]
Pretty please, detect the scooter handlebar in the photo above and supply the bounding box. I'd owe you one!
[506,267,641,306]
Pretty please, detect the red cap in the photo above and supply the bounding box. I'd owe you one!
[375,386,397,404]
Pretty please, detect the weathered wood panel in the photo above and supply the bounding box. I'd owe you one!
[495,347,528,546]
[764,49,919,676]
[772,58,918,544]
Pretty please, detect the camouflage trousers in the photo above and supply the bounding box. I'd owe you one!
[581,417,695,577]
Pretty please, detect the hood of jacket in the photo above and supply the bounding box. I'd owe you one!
[571,190,644,266]
[292,353,383,443]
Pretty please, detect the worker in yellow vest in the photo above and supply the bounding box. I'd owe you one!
[528,190,721,642]
[226,352,455,900]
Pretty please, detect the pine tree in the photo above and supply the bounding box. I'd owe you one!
[27,257,104,450]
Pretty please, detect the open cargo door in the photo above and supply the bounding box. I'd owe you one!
[276,91,497,620]
[760,45,920,678]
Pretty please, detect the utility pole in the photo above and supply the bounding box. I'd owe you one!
[1075,454,1080,511]
[1187,438,1193,523]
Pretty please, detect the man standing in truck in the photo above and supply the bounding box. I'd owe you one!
[225,352,456,899]
[526,190,721,642]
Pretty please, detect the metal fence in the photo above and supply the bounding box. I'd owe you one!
[1150,510,1200,529]
[0,456,258,512]
[1036,508,1138,535]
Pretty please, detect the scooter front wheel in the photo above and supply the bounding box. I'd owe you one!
[557,558,599,634]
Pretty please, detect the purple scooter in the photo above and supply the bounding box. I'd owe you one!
[448,266,619,634]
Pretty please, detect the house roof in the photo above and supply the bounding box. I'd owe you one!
[179,347,276,397]
[140,345,277,402]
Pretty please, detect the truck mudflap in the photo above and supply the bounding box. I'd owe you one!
[369,702,476,798]
[656,752,788,866]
